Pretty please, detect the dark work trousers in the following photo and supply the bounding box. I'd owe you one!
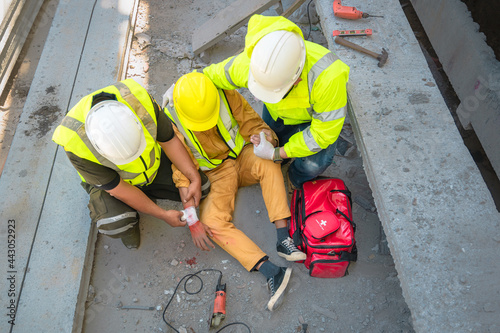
[83,151,208,238]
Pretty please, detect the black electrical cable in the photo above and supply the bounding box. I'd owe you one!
[162,269,251,333]
[305,0,314,41]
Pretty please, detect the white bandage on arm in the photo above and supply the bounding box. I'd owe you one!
[181,206,198,226]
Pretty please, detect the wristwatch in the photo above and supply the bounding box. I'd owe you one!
[273,147,283,163]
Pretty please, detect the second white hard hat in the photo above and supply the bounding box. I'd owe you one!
[86,100,146,165]
[248,30,306,104]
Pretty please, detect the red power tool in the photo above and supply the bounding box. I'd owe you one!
[210,277,226,328]
[333,0,384,19]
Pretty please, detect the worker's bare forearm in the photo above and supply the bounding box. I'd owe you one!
[159,137,200,184]
[279,146,288,159]
[178,187,195,209]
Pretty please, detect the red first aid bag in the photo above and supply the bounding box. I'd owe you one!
[289,178,357,278]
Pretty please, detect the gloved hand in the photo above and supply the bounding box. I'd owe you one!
[181,206,215,251]
[161,83,175,108]
[253,131,274,160]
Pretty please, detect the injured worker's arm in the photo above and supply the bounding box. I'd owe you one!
[178,187,215,251]
[159,135,202,207]
[107,178,186,228]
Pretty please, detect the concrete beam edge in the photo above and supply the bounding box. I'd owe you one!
[410,0,500,180]
[0,0,44,95]
[316,0,500,331]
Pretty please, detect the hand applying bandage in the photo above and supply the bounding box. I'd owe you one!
[252,131,275,160]
[181,206,215,251]
[251,130,283,162]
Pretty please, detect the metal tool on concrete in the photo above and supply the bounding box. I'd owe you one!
[333,0,384,19]
[120,305,155,310]
[334,36,388,67]
[332,29,372,37]
[298,315,309,333]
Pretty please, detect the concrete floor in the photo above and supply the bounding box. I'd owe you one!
[1,0,499,332]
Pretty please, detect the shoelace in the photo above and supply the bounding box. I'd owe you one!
[282,238,299,252]
[268,278,276,295]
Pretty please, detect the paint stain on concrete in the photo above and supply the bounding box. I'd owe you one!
[408,93,430,104]
[19,169,27,177]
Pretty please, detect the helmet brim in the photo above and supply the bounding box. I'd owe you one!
[248,68,295,104]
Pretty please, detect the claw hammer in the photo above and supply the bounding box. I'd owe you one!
[335,36,388,67]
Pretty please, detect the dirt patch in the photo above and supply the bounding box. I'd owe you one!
[25,105,60,138]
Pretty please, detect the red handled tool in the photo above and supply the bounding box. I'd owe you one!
[332,29,372,37]
[210,276,226,328]
[333,0,384,19]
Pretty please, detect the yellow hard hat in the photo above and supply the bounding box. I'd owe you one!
[173,72,220,131]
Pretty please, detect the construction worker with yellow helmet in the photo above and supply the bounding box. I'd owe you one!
[52,79,209,249]
[163,72,305,311]
[204,14,350,194]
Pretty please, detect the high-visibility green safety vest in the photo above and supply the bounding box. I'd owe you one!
[52,79,161,186]
[165,89,245,171]
[203,14,350,158]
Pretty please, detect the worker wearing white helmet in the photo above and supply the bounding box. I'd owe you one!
[52,79,208,249]
[163,72,305,311]
[204,14,350,194]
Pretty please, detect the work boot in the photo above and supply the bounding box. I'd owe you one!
[277,237,306,261]
[120,222,140,250]
[267,267,292,311]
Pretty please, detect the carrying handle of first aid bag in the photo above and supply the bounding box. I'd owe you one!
[329,189,352,208]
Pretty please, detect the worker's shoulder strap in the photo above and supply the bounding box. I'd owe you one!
[113,80,158,139]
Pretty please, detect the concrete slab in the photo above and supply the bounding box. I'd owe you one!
[0,0,138,331]
[192,0,280,54]
[316,0,500,332]
[410,0,500,182]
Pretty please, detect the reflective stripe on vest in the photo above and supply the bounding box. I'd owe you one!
[167,90,245,171]
[54,79,161,186]
[223,56,238,88]
[306,52,339,115]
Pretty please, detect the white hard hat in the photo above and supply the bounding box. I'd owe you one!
[86,100,146,165]
[248,30,306,104]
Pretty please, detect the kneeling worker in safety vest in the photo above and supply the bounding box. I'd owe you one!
[52,79,209,249]
[163,72,306,311]
[204,15,350,193]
